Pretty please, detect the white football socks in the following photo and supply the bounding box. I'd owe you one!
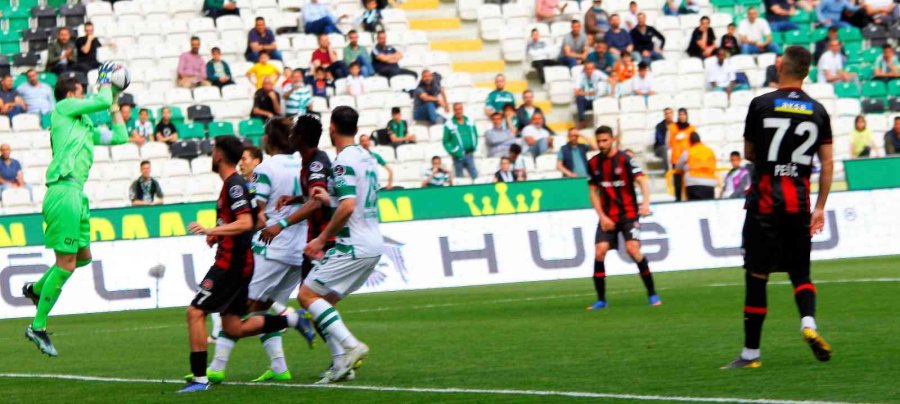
[741,347,760,360]
[801,316,817,331]
[210,313,222,339]
[308,299,359,351]
[261,334,288,374]
[209,335,236,372]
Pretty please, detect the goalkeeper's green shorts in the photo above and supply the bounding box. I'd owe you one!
[42,180,91,254]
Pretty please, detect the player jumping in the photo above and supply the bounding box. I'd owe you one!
[723,46,834,369]
[586,126,660,310]
[23,65,130,356]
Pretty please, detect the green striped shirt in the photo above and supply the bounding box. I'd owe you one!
[283,83,312,115]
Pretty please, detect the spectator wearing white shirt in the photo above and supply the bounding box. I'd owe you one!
[527,28,558,84]
[707,47,748,96]
[574,62,609,128]
[817,39,856,84]
[622,1,639,30]
[16,69,54,117]
[738,7,780,55]
[631,62,655,100]
[521,112,554,158]
[345,62,365,96]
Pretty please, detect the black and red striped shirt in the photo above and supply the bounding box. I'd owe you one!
[301,149,334,241]
[743,88,832,215]
[588,150,644,223]
[214,173,257,277]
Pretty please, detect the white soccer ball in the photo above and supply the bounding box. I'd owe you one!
[105,62,131,91]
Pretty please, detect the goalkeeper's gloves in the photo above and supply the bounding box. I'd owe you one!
[96,62,116,86]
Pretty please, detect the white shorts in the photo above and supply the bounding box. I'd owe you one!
[303,251,381,299]
[248,255,304,304]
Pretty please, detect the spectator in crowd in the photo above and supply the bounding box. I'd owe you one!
[129,160,164,206]
[121,104,135,131]
[423,156,453,187]
[537,0,567,22]
[664,0,700,16]
[359,133,394,189]
[345,62,365,96]
[818,40,856,83]
[501,103,519,134]
[251,77,281,121]
[246,17,283,62]
[312,34,349,80]
[516,90,545,132]
[605,14,638,60]
[612,51,636,93]
[494,157,517,183]
[155,107,180,145]
[203,0,240,19]
[623,1,639,30]
[386,107,416,146]
[574,61,609,128]
[632,62,655,99]
[508,143,527,180]
[356,0,382,33]
[130,108,155,146]
[687,16,716,59]
[443,103,479,180]
[74,21,101,73]
[585,0,611,38]
[720,151,750,199]
[485,112,517,157]
[814,26,842,62]
[738,7,779,54]
[816,0,857,28]
[886,117,900,155]
[764,54,781,87]
[587,40,616,75]
[282,69,313,116]
[0,75,25,119]
[303,0,346,35]
[527,28,557,85]
[631,13,665,64]
[311,67,333,98]
[720,23,740,56]
[0,144,28,194]
[344,30,375,77]
[521,112,553,158]
[47,27,76,76]
[412,70,447,125]
[247,51,281,89]
[17,69,54,117]
[206,47,234,88]
[676,132,717,201]
[557,128,590,178]
[372,31,417,79]
[707,47,748,96]
[560,20,590,68]
[850,115,877,158]
[765,0,800,32]
[873,44,900,81]
[177,37,210,88]
[668,108,694,201]
[240,145,263,182]
[653,107,673,161]
[485,74,516,117]
[861,0,898,25]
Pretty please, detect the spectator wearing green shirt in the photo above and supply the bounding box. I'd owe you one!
[206,47,235,88]
[282,70,313,116]
[443,103,479,181]
[203,0,240,20]
[484,74,516,118]
[422,156,453,187]
[343,30,375,77]
[386,107,416,146]
[873,44,900,81]
[360,133,395,189]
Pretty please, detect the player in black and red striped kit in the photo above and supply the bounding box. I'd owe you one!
[723,46,834,369]
[585,126,660,310]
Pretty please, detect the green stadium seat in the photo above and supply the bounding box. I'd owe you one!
[837,27,863,42]
[861,81,887,99]
[845,49,864,65]
[862,48,883,64]
[208,121,235,137]
[847,64,873,80]
[790,9,814,24]
[783,30,810,46]
[771,31,785,45]
[177,122,206,139]
[812,27,829,42]
[46,0,69,7]
[239,119,265,137]
[887,79,900,96]
[844,41,863,56]
[38,72,56,87]
[17,0,40,8]
[41,112,51,129]
[737,0,760,7]
[711,0,736,7]
[834,82,861,98]
[808,67,817,82]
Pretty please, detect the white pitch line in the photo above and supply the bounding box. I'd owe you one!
[707,278,900,288]
[0,373,856,404]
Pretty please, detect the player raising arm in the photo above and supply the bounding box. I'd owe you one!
[585,126,659,311]
[723,45,834,369]
[23,64,130,357]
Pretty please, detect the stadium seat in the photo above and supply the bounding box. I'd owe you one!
[187,105,215,124]
[834,82,861,98]
[111,144,142,162]
[60,3,86,27]
[140,142,171,160]
[239,119,265,137]
[208,121,236,137]
[171,140,202,160]
[178,122,207,140]
[161,159,193,178]
[11,114,40,131]
[862,98,886,114]
[862,81,887,99]
[2,188,32,208]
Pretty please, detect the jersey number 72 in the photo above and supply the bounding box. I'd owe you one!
[762,118,818,165]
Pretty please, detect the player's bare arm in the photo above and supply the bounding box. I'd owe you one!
[305,195,354,259]
[259,184,325,244]
[188,213,254,237]
[636,175,651,216]
[744,140,755,161]
[811,144,833,235]
[588,183,614,231]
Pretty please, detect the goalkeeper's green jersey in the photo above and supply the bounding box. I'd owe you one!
[45,87,128,188]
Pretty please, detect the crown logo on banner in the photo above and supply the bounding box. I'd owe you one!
[463,183,543,216]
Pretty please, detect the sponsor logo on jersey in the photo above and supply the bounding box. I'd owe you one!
[201,279,213,290]
[251,172,259,183]
[334,165,346,176]
[229,185,244,199]
[309,161,324,172]
[774,99,813,115]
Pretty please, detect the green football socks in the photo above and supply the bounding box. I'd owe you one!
[32,265,73,330]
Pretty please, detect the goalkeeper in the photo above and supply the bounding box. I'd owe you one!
[23,63,129,357]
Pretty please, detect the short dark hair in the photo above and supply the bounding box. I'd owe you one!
[884,44,893,50]
[509,144,522,154]
[491,112,502,118]
[244,145,263,162]
[349,62,360,69]
[140,160,150,168]
[292,114,322,151]
[572,19,581,24]
[54,77,80,101]
[595,125,613,136]
[255,17,265,22]
[214,136,244,166]
[781,45,812,80]
[0,74,10,81]
[190,36,199,42]
[678,107,688,115]
[730,151,741,158]
[727,22,735,28]
[522,89,533,97]
[376,30,386,37]
[431,156,442,163]
[609,13,618,19]
[828,26,838,33]
[258,50,270,57]
[391,107,401,114]
[264,117,293,153]
[690,132,701,144]
[700,16,710,23]
[531,28,538,34]
[315,67,326,73]
[211,47,221,53]
[500,156,511,164]
[331,106,359,137]
[348,29,358,35]
[84,21,93,27]
[26,68,36,75]
[664,107,672,113]
[638,62,648,70]
[139,108,149,114]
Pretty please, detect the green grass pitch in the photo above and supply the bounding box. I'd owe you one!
[0,256,897,403]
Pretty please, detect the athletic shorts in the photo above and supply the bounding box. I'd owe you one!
[303,249,381,299]
[595,219,640,249]
[742,212,811,276]
[191,265,250,316]
[248,255,303,305]
[301,241,335,280]
[42,182,91,254]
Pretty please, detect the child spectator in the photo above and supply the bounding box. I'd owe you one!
[131,108,155,146]
[387,107,416,146]
[357,0,383,32]
[720,23,740,56]
[346,62,365,96]
[311,67,333,98]
[494,156,517,183]
[155,107,179,145]
[246,51,281,89]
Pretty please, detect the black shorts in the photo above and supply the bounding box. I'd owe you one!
[595,219,640,249]
[191,266,250,316]
[742,212,811,276]
[301,241,336,280]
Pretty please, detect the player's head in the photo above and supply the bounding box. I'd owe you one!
[690,132,701,145]
[729,151,742,168]
[595,125,615,156]
[212,136,244,174]
[140,160,151,179]
[330,106,359,145]
[54,77,83,100]
[779,45,812,83]
[292,113,323,152]
[359,133,372,149]
[240,145,263,178]
[264,116,293,155]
